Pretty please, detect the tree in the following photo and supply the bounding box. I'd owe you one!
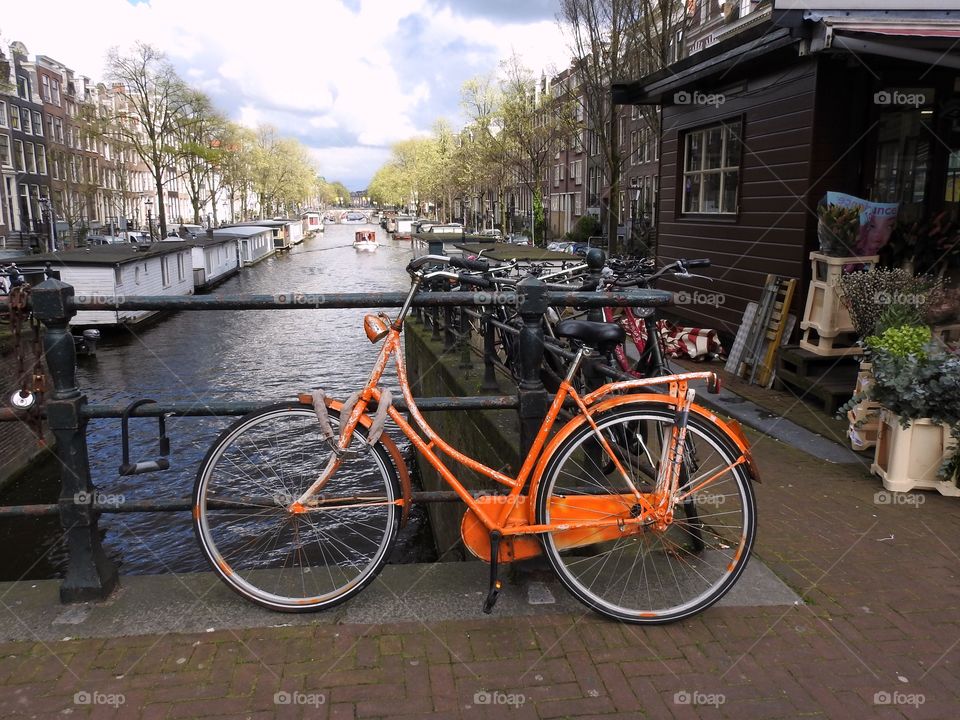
[559,0,689,253]
[176,89,228,225]
[104,42,194,238]
[498,54,576,245]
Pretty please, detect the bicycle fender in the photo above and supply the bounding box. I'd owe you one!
[297,394,412,527]
[527,394,760,524]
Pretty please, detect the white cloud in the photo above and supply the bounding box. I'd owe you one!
[2,0,570,187]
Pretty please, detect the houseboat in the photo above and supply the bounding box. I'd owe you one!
[302,211,324,236]
[353,230,378,252]
[212,226,275,267]
[184,234,240,290]
[224,219,301,252]
[17,242,194,327]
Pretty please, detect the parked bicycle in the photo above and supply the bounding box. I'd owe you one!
[192,254,759,624]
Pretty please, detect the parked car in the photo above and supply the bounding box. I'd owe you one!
[478,229,503,240]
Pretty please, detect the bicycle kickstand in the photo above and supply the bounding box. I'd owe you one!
[483,530,503,614]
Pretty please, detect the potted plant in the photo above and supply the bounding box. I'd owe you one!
[857,324,960,495]
[817,202,862,257]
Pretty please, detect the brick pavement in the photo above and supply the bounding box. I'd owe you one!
[2,426,959,719]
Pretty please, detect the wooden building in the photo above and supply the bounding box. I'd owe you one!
[613,6,960,339]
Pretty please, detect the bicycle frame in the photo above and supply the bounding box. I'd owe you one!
[290,282,757,555]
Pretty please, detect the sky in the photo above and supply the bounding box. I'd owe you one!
[2,0,571,190]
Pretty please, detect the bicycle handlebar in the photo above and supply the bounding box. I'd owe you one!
[450,256,490,272]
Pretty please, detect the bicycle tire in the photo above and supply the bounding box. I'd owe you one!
[193,403,401,612]
[535,401,756,624]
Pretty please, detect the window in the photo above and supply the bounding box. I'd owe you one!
[52,80,61,106]
[54,118,63,143]
[114,267,123,286]
[21,108,31,134]
[0,135,9,168]
[0,102,6,128]
[574,192,583,216]
[162,256,171,287]
[41,76,50,102]
[24,143,36,173]
[177,253,185,281]
[17,76,29,100]
[36,145,47,175]
[33,112,42,136]
[135,266,140,285]
[10,106,19,130]
[13,140,25,172]
[630,130,639,166]
[681,120,742,214]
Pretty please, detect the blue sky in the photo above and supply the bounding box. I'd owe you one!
[4,0,570,189]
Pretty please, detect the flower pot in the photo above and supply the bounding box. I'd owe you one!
[871,410,960,496]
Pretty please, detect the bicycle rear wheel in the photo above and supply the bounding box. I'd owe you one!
[193,404,401,612]
[535,402,755,624]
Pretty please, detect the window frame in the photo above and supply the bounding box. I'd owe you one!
[679,118,743,217]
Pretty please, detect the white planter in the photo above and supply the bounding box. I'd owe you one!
[871,410,960,496]
[847,362,880,451]
[800,252,879,356]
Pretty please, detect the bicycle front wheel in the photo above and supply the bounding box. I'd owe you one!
[536,402,756,624]
[193,404,401,612]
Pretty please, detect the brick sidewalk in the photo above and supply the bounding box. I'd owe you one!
[2,429,959,719]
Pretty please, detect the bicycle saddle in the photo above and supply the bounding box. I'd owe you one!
[554,319,626,351]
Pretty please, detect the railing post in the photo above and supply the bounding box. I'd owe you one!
[443,305,455,352]
[458,291,472,370]
[583,247,607,392]
[517,276,548,457]
[481,311,499,391]
[31,279,118,602]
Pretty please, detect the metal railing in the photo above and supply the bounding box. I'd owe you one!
[1,276,671,603]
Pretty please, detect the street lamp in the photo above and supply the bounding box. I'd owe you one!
[39,196,57,253]
[145,198,154,241]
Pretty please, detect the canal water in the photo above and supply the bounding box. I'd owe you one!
[0,223,437,580]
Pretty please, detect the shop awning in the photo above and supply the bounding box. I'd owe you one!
[806,12,960,68]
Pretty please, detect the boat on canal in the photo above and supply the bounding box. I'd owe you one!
[353,230,378,252]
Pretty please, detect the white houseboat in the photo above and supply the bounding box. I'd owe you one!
[17,242,194,327]
[302,211,324,236]
[184,234,240,290]
[228,219,303,251]
[212,226,274,267]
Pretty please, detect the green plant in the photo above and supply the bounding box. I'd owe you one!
[865,324,932,359]
[836,268,944,339]
[817,202,861,256]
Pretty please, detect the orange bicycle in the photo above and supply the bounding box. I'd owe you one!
[192,255,759,623]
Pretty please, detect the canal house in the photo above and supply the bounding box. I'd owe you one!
[611,4,960,339]
[212,226,274,266]
[183,233,240,290]
[18,241,194,326]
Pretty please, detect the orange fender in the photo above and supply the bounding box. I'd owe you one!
[297,393,412,527]
[525,393,761,526]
